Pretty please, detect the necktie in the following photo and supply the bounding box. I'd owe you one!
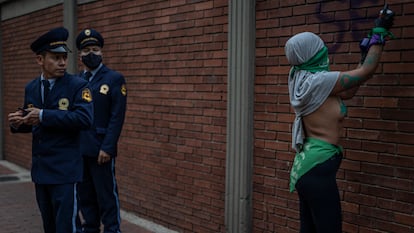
[84,71,92,81]
[42,80,50,103]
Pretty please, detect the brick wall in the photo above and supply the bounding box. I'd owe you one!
[254,1,414,232]
[2,5,63,168]
[1,1,413,233]
[77,1,228,232]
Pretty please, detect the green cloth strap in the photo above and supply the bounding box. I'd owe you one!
[289,137,343,192]
[370,27,395,40]
[291,46,330,76]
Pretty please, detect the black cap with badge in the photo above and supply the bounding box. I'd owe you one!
[76,28,104,50]
[30,27,71,54]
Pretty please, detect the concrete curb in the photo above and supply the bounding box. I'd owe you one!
[121,210,179,233]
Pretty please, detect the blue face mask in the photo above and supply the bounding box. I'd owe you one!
[81,53,102,69]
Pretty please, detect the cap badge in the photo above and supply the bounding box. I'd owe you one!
[85,29,91,36]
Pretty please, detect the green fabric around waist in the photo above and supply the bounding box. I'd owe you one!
[289,138,342,192]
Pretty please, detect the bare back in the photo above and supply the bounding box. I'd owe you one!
[302,96,346,145]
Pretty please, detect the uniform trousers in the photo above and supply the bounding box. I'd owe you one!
[35,183,80,233]
[78,157,121,233]
[295,153,343,233]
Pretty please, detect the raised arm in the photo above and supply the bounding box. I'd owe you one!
[331,4,395,97]
[332,45,383,96]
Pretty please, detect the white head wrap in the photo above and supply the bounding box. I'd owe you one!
[285,32,340,151]
[285,32,325,66]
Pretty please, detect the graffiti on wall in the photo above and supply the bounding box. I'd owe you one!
[315,0,380,52]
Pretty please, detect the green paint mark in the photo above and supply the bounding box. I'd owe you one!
[340,74,361,89]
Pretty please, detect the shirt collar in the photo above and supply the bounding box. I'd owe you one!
[40,74,56,87]
[84,63,103,80]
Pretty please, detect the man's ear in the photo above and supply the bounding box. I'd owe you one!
[36,54,43,65]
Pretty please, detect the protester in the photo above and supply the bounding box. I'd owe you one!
[285,6,395,233]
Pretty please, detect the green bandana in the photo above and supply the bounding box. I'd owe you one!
[290,46,330,78]
[290,138,343,192]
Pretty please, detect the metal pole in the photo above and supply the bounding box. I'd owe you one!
[0,6,4,160]
[225,0,256,232]
[63,0,77,74]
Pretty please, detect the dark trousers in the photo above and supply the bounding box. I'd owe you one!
[35,183,81,233]
[78,157,121,233]
[295,153,343,233]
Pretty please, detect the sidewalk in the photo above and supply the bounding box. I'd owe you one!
[0,160,170,233]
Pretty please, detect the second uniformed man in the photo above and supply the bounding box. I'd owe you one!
[76,28,127,233]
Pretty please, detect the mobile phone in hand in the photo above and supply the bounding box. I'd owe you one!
[18,107,29,116]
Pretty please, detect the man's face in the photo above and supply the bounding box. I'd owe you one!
[79,45,102,70]
[80,45,102,57]
[37,52,67,78]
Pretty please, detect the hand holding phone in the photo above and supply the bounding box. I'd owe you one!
[18,107,29,117]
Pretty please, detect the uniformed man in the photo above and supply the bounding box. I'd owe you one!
[8,27,93,233]
[76,28,127,233]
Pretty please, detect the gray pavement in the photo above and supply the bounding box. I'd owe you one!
[0,160,167,233]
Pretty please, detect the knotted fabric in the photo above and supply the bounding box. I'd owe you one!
[285,32,339,152]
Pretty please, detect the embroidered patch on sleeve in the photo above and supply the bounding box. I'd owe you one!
[121,84,127,96]
[82,88,92,102]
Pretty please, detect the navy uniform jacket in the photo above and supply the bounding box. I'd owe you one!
[11,73,93,184]
[80,65,127,158]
